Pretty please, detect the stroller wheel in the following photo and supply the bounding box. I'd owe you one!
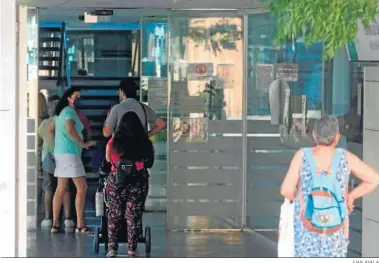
[93,227,100,254]
[145,227,151,254]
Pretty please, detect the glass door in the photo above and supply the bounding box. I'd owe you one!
[166,12,244,230]
[245,12,323,241]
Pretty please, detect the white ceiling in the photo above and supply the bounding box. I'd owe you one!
[33,0,267,24]
[39,8,168,23]
[38,8,269,24]
[18,0,264,9]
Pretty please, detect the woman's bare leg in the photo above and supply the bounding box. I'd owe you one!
[72,176,88,228]
[52,178,69,227]
[63,192,72,219]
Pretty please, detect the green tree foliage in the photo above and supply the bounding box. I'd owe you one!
[264,0,379,60]
[188,22,242,56]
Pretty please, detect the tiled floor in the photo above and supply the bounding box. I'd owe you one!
[28,180,276,258]
[27,212,276,258]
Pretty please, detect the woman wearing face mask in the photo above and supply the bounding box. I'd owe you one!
[51,87,96,233]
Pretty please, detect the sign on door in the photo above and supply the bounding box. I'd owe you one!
[276,63,299,82]
[188,63,213,80]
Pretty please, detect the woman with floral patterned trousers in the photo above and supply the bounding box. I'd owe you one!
[105,112,154,258]
[105,172,148,255]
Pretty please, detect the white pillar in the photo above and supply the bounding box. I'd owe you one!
[0,0,17,257]
[362,66,379,257]
[17,5,28,257]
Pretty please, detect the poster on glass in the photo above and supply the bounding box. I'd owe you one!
[172,117,208,144]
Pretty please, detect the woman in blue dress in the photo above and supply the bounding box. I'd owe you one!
[281,115,379,257]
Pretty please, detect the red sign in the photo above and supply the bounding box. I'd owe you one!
[188,63,213,80]
[195,64,207,75]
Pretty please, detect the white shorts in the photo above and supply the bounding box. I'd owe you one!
[54,154,86,178]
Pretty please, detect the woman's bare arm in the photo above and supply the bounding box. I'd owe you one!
[346,151,379,200]
[47,119,55,134]
[66,119,86,148]
[105,143,112,163]
[280,150,302,200]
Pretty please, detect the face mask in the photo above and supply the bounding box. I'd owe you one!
[74,98,82,107]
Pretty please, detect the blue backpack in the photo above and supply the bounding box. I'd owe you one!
[301,148,347,234]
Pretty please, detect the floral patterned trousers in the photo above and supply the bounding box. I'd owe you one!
[105,173,148,251]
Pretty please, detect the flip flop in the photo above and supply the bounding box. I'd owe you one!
[51,226,60,233]
[75,226,90,234]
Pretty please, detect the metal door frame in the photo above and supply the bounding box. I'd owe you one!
[139,16,169,213]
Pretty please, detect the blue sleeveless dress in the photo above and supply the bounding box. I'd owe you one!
[294,148,350,257]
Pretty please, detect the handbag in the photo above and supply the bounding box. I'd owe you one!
[278,198,295,257]
[115,157,148,185]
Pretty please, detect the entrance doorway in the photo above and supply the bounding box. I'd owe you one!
[166,14,244,230]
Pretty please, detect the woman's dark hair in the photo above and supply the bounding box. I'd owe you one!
[55,87,81,116]
[113,111,154,165]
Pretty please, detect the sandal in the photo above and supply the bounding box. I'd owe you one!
[50,226,60,233]
[106,249,117,258]
[75,226,90,234]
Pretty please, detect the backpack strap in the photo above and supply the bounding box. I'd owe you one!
[330,149,345,205]
[298,148,313,212]
[302,148,317,176]
[303,147,344,177]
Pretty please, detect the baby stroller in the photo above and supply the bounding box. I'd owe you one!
[93,157,151,255]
